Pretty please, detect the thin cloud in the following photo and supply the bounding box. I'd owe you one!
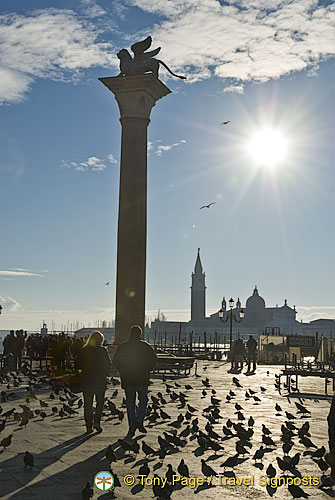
[61,154,117,172]
[0,9,116,105]
[154,139,186,157]
[80,0,107,18]
[0,270,45,278]
[107,153,118,164]
[223,84,244,94]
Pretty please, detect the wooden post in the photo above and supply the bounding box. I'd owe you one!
[204,331,207,352]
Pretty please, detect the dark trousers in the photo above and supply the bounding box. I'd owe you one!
[83,389,105,428]
[124,386,148,431]
[247,353,257,371]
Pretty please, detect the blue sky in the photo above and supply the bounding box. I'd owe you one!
[0,0,334,330]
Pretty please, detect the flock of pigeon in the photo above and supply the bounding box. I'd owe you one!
[0,361,332,499]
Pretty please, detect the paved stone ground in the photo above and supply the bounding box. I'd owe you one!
[0,361,332,499]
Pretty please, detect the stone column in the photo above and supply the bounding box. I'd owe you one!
[99,74,171,344]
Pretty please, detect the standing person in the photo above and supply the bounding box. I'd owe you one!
[113,325,157,438]
[3,331,16,369]
[325,395,335,481]
[79,330,111,434]
[13,330,26,369]
[233,338,245,371]
[229,340,237,371]
[246,335,257,372]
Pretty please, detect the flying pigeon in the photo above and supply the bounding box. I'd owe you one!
[220,121,231,125]
[200,202,216,209]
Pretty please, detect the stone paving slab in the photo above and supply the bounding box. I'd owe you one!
[0,362,332,499]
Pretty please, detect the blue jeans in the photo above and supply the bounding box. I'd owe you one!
[124,386,148,430]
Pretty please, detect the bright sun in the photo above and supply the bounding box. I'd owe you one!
[248,127,288,168]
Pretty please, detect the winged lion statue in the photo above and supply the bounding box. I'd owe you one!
[117,36,186,80]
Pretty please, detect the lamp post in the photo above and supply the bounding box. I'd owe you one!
[0,305,2,315]
[219,297,244,353]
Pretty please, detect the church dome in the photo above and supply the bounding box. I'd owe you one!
[246,286,265,310]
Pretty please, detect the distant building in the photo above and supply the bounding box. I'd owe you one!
[149,249,334,340]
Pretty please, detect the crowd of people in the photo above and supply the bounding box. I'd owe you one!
[1,330,87,372]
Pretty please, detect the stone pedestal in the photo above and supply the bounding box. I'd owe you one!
[99,74,171,344]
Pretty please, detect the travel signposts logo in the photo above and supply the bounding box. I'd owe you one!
[94,471,114,491]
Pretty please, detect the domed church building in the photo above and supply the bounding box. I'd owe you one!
[149,249,334,340]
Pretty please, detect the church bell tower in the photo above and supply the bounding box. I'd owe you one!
[191,248,206,320]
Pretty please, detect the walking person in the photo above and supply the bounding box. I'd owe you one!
[113,325,157,438]
[246,335,257,373]
[79,330,111,434]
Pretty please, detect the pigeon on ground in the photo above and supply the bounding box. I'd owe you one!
[232,377,242,388]
[177,459,190,477]
[139,461,150,477]
[24,451,34,467]
[312,446,326,458]
[262,435,276,447]
[0,434,12,449]
[165,463,176,484]
[152,474,173,499]
[110,470,121,487]
[201,459,217,477]
[267,463,276,478]
[106,445,117,463]
[142,441,155,456]
[248,416,254,427]
[220,454,239,469]
[288,483,309,498]
[262,424,272,435]
[253,446,265,462]
[82,482,93,500]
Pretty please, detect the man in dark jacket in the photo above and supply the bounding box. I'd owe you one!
[113,325,157,437]
[247,335,257,372]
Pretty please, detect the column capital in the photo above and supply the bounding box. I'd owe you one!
[99,74,171,120]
